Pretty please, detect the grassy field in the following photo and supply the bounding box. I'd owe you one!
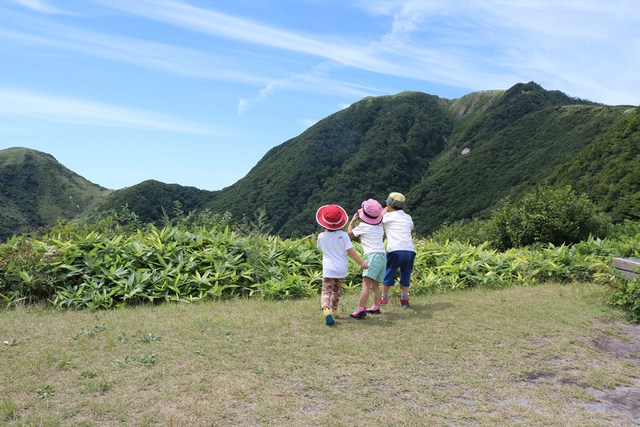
[1,282,639,426]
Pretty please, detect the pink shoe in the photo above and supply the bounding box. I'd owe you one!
[350,309,367,319]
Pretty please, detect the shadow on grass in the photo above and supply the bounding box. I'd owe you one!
[350,302,454,328]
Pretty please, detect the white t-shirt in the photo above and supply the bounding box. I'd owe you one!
[317,230,354,278]
[382,210,415,253]
[351,223,385,255]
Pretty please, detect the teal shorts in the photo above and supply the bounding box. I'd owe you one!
[363,252,386,283]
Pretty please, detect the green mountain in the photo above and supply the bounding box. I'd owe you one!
[208,91,453,236]
[0,147,111,240]
[409,82,628,233]
[1,82,637,240]
[207,82,634,236]
[546,106,640,222]
[92,179,213,223]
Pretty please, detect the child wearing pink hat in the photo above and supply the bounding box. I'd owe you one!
[316,204,368,326]
[347,199,386,319]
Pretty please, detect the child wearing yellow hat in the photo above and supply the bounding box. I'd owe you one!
[381,192,416,307]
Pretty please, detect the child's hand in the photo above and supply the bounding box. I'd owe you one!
[360,261,369,270]
[350,213,359,222]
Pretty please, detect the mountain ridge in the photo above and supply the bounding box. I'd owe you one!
[1,82,637,241]
[0,147,111,239]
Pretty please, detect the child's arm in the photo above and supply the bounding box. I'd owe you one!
[347,213,359,237]
[347,247,368,269]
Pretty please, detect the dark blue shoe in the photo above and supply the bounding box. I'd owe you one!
[324,308,335,326]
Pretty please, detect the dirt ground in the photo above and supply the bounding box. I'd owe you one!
[585,321,640,423]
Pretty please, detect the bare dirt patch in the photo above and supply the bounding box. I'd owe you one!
[593,322,640,362]
[584,320,640,424]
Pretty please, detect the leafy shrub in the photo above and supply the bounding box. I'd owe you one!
[489,185,610,250]
[1,211,639,322]
[0,218,325,308]
[429,218,493,246]
[607,277,640,323]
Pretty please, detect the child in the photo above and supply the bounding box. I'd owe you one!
[347,198,386,319]
[316,204,368,326]
[381,192,416,307]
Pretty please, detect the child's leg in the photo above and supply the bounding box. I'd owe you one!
[358,278,372,308]
[371,281,381,307]
[350,278,370,318]
[329,279,343,312]
[382,251,400,302]
[321,278,332,309]
[382,284,391,296]
[398,251,416,300]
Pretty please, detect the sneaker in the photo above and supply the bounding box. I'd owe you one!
[366,307,381,314]
[323,308,335,326]
[331,309,338,319]
[400,299,410,308]
[350,309,367,319]
[380,297,388,306]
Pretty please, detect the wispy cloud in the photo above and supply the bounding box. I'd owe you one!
[0,13,268,84]
[6,0,67,14]
[0,88,215,134]
[5,0,638,110]
[237,62,386,116]
[89,0,640,104]
[88,0,412,77]
[353,0,640,103]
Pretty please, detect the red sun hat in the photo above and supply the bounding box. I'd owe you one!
[357,199,383,225]
[316,204,348,230]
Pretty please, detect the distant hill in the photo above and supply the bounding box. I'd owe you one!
[206,82,635,236]
[0,147,111,240]
[409,82,628,233]
[1,81,638,240]
[91,179,213,224]
[547,106,640,222]
[207,91,453,236]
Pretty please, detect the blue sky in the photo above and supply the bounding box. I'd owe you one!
[1,0,638,191]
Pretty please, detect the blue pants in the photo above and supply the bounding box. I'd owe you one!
[382,251,416,287]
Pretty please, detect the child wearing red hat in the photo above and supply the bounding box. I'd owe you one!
[316,204,368,326]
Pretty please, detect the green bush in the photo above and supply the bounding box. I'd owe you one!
[608,277,640,323]
[1,211,639,323]
[429,218,493,247]
[489,185,609,250]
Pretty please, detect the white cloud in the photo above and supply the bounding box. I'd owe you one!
[87,0,420,78]
[351,0,640,104]
[0,20,267,85]
[0,88,215,134]
[6,0,640,107]
[298,118,318,129]
[6,0,66,14]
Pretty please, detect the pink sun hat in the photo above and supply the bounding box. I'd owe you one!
[357,199,383,225]
[316,204,348,230]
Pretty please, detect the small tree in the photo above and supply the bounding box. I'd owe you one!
[489,185,609,249]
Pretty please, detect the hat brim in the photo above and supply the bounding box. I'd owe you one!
[357,207,383,225]
[316,205,348,230]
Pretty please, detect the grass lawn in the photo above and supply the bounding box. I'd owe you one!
[1,282,639,426]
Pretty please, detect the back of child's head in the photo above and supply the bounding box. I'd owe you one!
[386,192,406,210]
[316,204,348,230]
